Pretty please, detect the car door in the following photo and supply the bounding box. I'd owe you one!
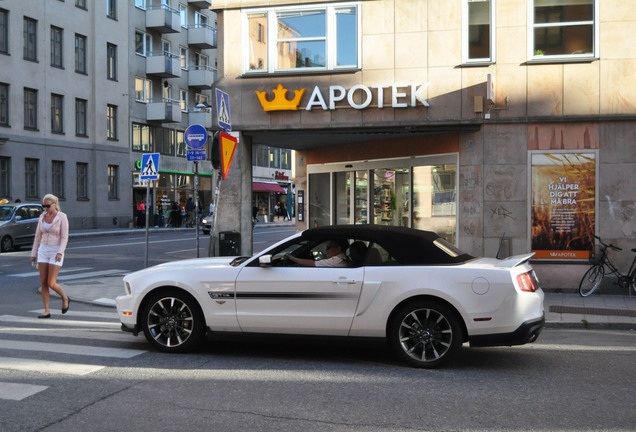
[15,205,42,246]
[235,240,364,336]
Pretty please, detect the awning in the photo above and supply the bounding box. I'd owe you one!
[253,181,286,193]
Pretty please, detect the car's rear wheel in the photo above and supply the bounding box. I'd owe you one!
[1,235,14,253]
[140,290,205,352]
[389,301,462,368]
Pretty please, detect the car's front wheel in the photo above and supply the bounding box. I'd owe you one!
[1,235,14,253]
[140,290,205,352]
[389,301,462,368]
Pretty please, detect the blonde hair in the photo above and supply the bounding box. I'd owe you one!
[43,194,61,211]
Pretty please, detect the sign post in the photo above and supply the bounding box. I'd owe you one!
[140,153,159,267]
[185,125,208,258]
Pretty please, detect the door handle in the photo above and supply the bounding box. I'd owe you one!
[332,279,357,284]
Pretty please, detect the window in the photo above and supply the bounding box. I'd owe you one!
[281,149,292,170]
[195,93,208,106]
[194,11,208,27]
[180,46,188,70]
[163,83,172,101]
[52,160,65,198]
[244,3,360,74]
[75,98,87,136]
[132,123,152,152]
[24,88,38,130]
[135,77,152,102]
[195,52,208,69]
[23,17,37,61]
[176,130,186,156]
[0,83,8,126]
[107,104,117,140]
[51,93,64,133]
[463,0,494,63]
[253,144,269,167]
[530,0,597,60]
[155,127,175,155]
[180,4,187,28]
[1,8,9,54]
[135,31,152,56]
[107,43,117,80]
[179,89,188,111]
[75,34,87,73]
[135,0,146,10]
[108,165,119,199]
[0,157,10,198]
[76,162,88,200]
[51,26,63,68]
[75,0,87,9]
[107,0,117,19]
[25,159,39,200]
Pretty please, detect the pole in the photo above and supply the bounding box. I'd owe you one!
[194,161,199,258]
[207,170,222,257]
[144,180,150,267]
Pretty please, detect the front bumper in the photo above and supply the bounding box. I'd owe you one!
[468,315,545,347]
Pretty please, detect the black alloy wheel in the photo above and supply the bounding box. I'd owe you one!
[1,235,14,253]
[140,290,205,353]
[389,301,462,368]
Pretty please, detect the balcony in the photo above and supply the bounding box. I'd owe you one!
[187,0,212,8]
[146,52,181,78]
[188,65,217,89]
[188,107,213,129]
[146,5,180,33]
[188,24,217,49]
[147,99,182,123]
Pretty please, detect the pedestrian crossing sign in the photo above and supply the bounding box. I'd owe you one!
[216,88,231,131]
[140,153,160,180]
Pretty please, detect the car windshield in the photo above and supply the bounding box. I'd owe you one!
[0,206,15,221]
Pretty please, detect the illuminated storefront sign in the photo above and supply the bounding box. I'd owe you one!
[531,153,596,260]
[256,83,429,112]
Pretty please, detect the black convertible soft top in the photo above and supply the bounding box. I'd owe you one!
[300,225,473,265]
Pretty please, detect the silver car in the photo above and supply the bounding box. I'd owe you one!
[0,202,44,252]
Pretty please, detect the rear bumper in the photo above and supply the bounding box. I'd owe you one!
[468,315,545,347]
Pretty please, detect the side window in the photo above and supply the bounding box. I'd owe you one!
[16,207,28,220]
[365,243,397,266]
[29,205,44,219]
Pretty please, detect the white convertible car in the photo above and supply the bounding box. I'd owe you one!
[116,225,544,368]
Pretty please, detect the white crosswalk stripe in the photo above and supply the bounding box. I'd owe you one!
[0,310,147,401]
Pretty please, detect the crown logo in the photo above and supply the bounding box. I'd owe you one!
[255,84,306,112]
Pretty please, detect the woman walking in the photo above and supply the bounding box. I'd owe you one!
[30,194,70,318]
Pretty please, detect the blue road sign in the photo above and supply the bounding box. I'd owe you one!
[140,153,160,180]
[184,124,208,149]
[215,88,231,131]
[187,149,207,161]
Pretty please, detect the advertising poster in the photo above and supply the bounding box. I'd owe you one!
[531,153,595,259]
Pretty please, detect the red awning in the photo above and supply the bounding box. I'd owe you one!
[252,181,286,193]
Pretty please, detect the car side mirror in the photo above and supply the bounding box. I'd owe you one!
[259,255,272,266]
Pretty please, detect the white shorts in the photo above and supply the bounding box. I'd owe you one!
[37,244,64,267]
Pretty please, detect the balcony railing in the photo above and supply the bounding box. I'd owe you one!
[146,5,180,33]
[146,52,181,78]
[188,65,217,89]
[189,106,213,129]
[188,24,217,49]
[187,0,212,8]
[147,99,182,123]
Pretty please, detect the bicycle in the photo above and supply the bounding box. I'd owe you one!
[578,235,636,297]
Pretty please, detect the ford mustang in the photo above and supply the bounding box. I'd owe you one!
[116,225,544,368]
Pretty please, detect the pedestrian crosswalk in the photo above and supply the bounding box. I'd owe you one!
[8,267,126,280]
[0,309,147,401]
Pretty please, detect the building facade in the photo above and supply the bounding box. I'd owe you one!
[211,0,636,288]
[0,0,218,229]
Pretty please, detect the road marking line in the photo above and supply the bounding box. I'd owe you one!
[0,356,104,375]
[0,327,140,343]
[0,382,49,400]
[9,267,93,278]
[57,269,127,281]
[0,339,146,358]
[0,315,121,329]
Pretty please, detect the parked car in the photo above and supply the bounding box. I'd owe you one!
[0,202,45,252]
[116,225,544,368]
[200,213,213,234]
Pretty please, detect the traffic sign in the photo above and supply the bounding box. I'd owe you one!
[219,131,237,180]
[140,153,159,180]
[184,124,208,149]
[187,149,207,161]
[215,88,231,131]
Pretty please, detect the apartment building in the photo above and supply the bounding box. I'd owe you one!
[0,0,217,228]
[210,0,636,288]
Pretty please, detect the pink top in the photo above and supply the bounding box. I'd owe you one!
[31,211,69,257]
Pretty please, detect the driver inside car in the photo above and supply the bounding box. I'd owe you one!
[286,239,349,267]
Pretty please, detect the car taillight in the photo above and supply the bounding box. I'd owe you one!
[517,271,536,292]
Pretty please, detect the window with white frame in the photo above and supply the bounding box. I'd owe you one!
[134,0,146,10]
[530,0,597,60]
[244,3,360,74]
[179,89,187,111]
[161,39,171,55]
[135,77,152,102]
[180,46,188,69]
[180,4,187,28]
[463,0,494,64]
[195,93,208,106]
[194,11,208,27]
[135,30,152,56]
[195,52,208,69]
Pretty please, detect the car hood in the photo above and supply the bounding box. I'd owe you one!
[123,256,240,282]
